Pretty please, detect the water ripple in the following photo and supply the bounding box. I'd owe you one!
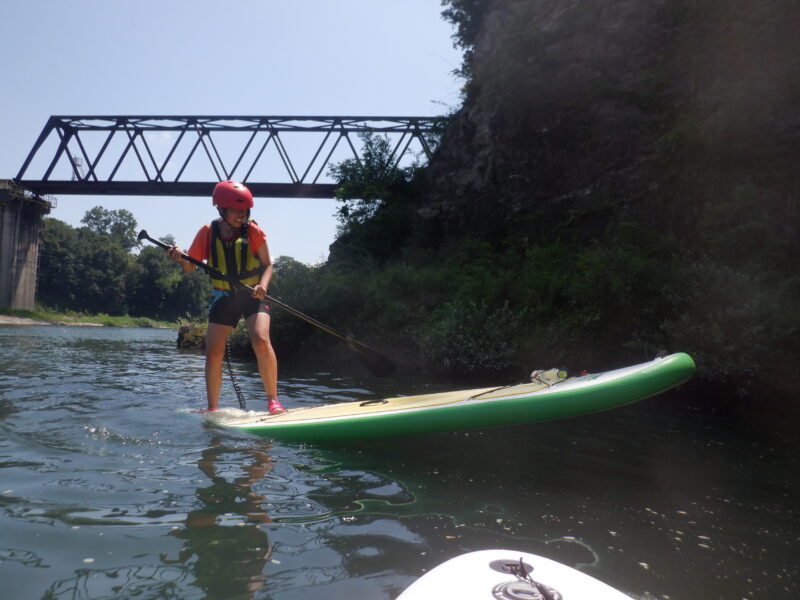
[0,326,797,600]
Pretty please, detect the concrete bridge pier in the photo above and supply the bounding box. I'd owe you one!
[0,180,53,310]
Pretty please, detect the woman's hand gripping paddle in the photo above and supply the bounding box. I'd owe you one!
[138,230,397,377]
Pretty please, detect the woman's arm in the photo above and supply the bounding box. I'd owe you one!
[251,241,273,299]
[167,245,198,273]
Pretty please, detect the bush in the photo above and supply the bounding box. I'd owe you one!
[177,320,206,350]
[416,299,525,374]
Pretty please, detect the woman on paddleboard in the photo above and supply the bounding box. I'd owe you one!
[167,180,286,415]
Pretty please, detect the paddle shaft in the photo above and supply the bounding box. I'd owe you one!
[138,230,396,375]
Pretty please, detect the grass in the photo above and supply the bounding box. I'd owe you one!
[0,307,175,329]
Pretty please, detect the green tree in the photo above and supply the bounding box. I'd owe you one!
[38,218,130,315]
[127,244,210,321]
[38,216,210,320]
[329,133,420,231]
[81,206,139,252]
[38,218,81,309]
[72,228,131,314]
[441,0,493,78]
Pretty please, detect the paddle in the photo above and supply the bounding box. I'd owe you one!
[137,229,397,377]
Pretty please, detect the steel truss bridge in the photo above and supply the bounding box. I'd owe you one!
[15,115,445,198]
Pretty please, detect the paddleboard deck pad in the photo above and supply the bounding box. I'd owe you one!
[397,549,633,599]
[199,352,694,443]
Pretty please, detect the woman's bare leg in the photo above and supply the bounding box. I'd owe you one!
[205,322,233,411]
[246,312,279,406]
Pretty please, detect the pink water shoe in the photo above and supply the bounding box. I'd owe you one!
[267,397,286,415]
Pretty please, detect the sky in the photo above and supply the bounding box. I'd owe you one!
[0,1,463,263]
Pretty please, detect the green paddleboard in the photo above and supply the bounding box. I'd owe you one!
[200,353,695,443]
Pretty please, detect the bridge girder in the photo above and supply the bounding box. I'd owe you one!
[15,115,446,198]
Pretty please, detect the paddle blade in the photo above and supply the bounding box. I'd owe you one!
[346,338,397,377]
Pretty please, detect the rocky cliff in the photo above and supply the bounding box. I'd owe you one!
[414,0,799,399]
[320,1,799,403]
[430,0,798,235]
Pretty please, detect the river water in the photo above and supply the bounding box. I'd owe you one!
[0,326,796,599]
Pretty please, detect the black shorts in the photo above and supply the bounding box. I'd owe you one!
[208,289,269,327]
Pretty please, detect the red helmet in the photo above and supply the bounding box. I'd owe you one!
[212,180,253,209]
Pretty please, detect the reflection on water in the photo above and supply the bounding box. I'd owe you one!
[39,435,279,600]
[162,437,275,598]
[0,326,797,600]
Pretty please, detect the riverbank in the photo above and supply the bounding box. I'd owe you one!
[0,309,172,328]
[0,314,102,326]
